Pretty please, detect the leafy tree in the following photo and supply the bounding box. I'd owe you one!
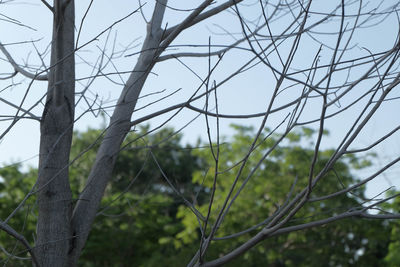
[2,126,395,266]
[384,192,400,266]
[0,165,37,266]
[0,127,201,266]
[176,125,392,266]
[69,126,203,266]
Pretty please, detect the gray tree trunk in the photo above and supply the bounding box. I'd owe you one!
[67,2,168,265]
[31,0,243,265]
[35,1,75,266]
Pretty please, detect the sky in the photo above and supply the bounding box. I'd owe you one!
[0,0,400,199]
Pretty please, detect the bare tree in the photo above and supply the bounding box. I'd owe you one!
[1,0,400,266]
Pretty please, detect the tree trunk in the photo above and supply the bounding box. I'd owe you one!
[67,1,167,265]
[35,1,75,266]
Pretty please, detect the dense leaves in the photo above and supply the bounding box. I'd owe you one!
[0,125,397,266]
[0,165,37,266]
[177,126,392,266]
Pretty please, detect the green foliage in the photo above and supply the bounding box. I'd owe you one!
[79,193,188,267]
[177,125,391,266]
[384,193,400,266]
[0,164,37,266]
[345,152,376,170]
[68,126,203,266]
[0,125,397,266]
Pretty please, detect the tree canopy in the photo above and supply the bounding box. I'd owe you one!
[1,126,398,266]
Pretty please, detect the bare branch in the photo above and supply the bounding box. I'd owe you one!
[161,0,214,49]
[0,220,39,267]
[163,0,245,40]
[40,0,54,12]
[201,207,400,267]
[0,97,41,121]
[0,42,48,80]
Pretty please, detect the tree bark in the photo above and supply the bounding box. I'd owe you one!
[32,0,239,265]
[35,1,75,266]
[67,1,167,265]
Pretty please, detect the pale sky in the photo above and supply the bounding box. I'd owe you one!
[0,0,399,198]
